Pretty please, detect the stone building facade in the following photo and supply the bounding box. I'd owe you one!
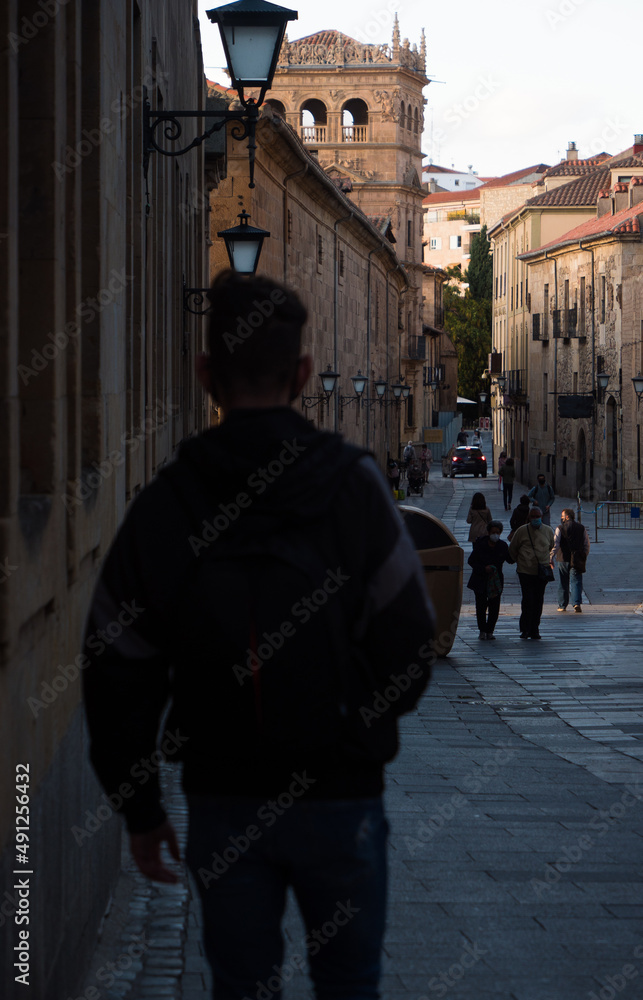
[518,166,643,496]
[262,17,431,446]
[1,2,208,994]
[489,150,612,481]
[209,111,409,464]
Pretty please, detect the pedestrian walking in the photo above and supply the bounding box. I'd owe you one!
[509,507,555,639]
[472,429,482,447]
[403,440,415,476]
[387,458,401,493]
[497,450,507,492]
[82,270,435,999]
[498,456,516,511]
[457,429,468,446]
[508,494,531,540]
[420,443,433,483]
[551,508,590,612]
[528,473,555,525]
[467,520,511,640]
[467,491,492,545]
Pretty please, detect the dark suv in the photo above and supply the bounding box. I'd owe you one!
[442,446,487,478]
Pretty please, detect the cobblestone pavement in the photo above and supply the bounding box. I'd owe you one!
[80,441,643,1000]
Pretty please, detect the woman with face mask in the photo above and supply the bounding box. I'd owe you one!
[467,520,511,640]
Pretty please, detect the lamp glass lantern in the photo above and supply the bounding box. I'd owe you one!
[374,377,387,398]
[633,371,643,400]
[495,374,507,393]
[596,372,610,392]
[351,370,368,397]
[217,211,270,274]
[392,382,404,399]
[479,391,488,403]
[320,364,339,396]
[402,385,411,399]
[206,0,298,100]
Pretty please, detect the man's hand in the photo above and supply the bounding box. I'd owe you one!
[130,820,181,883]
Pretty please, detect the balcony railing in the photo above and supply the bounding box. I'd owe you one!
[404,336,427,360]
[342,125,367,142]
[301,125,326,143]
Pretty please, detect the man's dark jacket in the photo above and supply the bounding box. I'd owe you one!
[83,408,435,833]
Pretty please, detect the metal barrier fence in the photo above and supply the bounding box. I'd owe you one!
[593,500,642,541]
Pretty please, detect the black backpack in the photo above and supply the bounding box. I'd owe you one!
[158,453,379,767]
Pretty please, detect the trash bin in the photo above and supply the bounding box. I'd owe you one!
[399,505,463,657]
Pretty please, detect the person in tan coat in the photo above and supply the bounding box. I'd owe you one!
[509,507,555,640]
[467,492,492,545]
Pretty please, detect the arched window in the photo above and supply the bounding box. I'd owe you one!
[300,99,327,143]
[341,99,368,142]
[413,107,419,134]
[265,99,286,116]
[400,101,406,130]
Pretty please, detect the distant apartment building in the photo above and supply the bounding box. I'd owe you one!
[488,145,612,479]
[422,162,485,193]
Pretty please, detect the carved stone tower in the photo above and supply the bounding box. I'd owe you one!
[267,18,429,416]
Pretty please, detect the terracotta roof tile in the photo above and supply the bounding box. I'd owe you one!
[607,154,643,168]
[422,164,460,174]
[541,154,611,178]
[525,168,611,207]
[520,202,643,256]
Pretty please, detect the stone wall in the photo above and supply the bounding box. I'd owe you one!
[1,1,208,994]
[209,115,409,467]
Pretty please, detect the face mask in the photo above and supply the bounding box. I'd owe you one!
[489,534,500,542]
[531,518,542,528]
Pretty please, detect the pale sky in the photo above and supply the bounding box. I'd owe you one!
[198,0,641,177]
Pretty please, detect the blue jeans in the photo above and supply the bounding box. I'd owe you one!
[558,561,583,607]
[185,794,388,1000]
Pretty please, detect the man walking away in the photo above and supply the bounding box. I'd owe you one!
[528,473,555,525]
[498,457,516,511]
[551,508,590,612]
[82,270,435,1000]
[509,507,555,639]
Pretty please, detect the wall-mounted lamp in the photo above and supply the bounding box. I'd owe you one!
[479,391,488,404]
[218,211,270,274]
[302,364,340,410]
[144,0,298,186]
[633,372,643,403]
[338,370,369,417]
[494,373,507,394]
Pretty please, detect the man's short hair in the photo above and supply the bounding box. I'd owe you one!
[529,507,542,517]
[487,520,503,533]
[561,508,575,520]
[207,270,308,396]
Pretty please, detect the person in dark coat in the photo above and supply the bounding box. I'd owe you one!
[509,495,531,538]
[467,520,511,640]
[81,270,436,998]
[498,456,516,510]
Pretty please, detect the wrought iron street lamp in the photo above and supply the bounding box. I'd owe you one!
[302,364,339,410]
[633,372,643,403]
[144,0,298,186]
[596,372,609,393]
[479,391,488,404]
[339,370,369,417]
[218,211,270,274]
[494,373,507,393]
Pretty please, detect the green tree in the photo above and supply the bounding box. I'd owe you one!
[466,224,493,301]
[443,266,491,401]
